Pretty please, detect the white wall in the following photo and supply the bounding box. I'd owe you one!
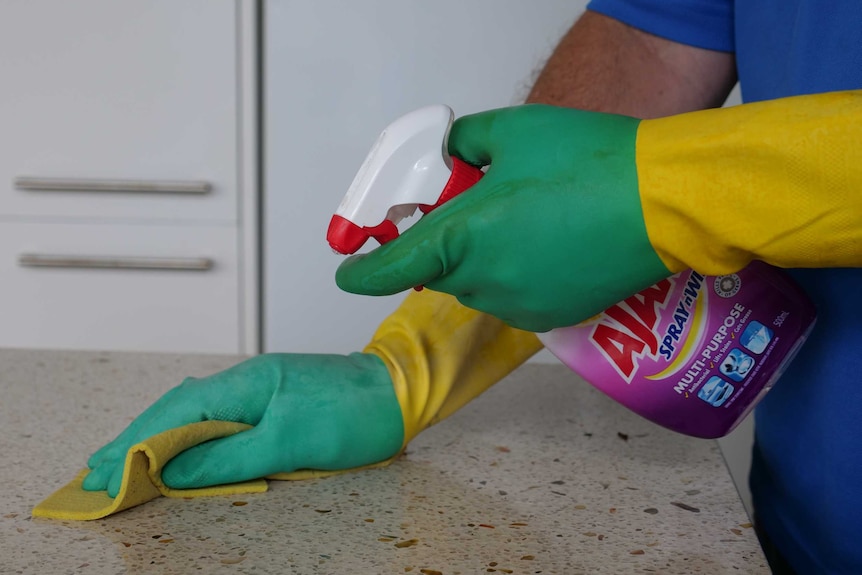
[263,0,585,354]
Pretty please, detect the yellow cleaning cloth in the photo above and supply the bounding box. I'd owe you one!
[33,420,398,521]
[32,421,268,521]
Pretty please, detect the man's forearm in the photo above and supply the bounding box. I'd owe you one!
[527,11,737,118]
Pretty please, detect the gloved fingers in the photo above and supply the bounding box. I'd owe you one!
[159,425,283,490]
[446,108,502,167]
[87,384,203,470]
[448,105,568,167]
[96,425,272,496]
[335,221,447,295]
[86,393,174,470]
[78,449,135,496]
[84,383,220,495]
[86,439,129,475]
[105,456,128,497]
[81,461,116,493]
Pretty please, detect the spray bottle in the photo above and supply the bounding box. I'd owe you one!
[327,105,817,438]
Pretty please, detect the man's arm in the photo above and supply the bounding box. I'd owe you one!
[526,11,861,276]
[527,11,736,117]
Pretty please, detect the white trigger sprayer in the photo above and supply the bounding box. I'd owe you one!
[326,105,483,255]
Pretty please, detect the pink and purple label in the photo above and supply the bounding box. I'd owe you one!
[538,261,817,438]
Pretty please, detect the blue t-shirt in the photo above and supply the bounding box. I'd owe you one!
[587,1,862,572]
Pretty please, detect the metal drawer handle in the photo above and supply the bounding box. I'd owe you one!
[18,254,213,271]
[14,177,211,195]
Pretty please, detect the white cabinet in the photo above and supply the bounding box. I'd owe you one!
[0,221,241,352]
[0,0,258,353]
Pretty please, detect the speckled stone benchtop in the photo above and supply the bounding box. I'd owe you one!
[1,349,767,574]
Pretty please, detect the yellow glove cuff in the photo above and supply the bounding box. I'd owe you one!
[363,290,543,448]
[637,90,862,274]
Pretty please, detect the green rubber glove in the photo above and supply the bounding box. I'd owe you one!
[336,104,671,332]
[82,353,404,497]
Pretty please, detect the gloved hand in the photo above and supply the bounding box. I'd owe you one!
[84,289,543,498]
[336,105,671,332]
[83,353,404,497]
[337,93,862,332]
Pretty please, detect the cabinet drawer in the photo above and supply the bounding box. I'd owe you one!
[0,0,238,222]
[0,221,240,353]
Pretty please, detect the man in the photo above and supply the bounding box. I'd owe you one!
[86,3,861,572]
